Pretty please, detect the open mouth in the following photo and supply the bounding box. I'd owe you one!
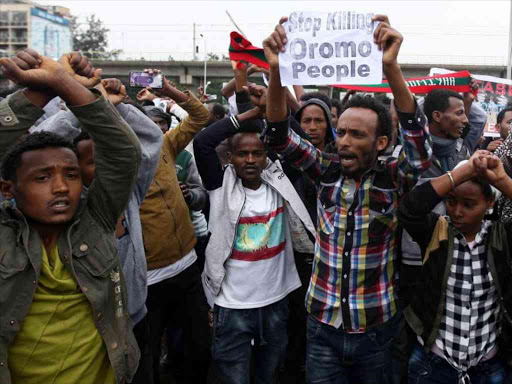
[50,199,71,211]
[339,153,357,166]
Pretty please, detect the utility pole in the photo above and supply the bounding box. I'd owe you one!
[508,0,512,79]
[200,33,207,89]
[193,23,197,60]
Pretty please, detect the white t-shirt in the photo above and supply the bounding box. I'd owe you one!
[147,248,197,286]
[215,183,301,309]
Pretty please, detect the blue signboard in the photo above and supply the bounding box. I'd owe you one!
[31,8,69,26]
[30,8,71,59]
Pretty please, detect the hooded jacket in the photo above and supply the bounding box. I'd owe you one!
[292,98,336,225]
[295,98,335,145]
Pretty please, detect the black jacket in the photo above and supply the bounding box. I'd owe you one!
[397,181,512,365]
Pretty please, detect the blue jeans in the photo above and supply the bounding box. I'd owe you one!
[212,297,289,384]
[408,344,505,384]
[306,314,398,384]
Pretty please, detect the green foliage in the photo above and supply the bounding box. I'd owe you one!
[70,14,122,60]
[205,53,230,62]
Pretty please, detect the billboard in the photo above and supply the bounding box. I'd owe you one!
[30,8,72,59]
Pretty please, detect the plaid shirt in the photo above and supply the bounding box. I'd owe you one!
[266,105,432,330]
[435,220,500,374]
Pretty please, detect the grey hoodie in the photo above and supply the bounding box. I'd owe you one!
[31,102,162,325]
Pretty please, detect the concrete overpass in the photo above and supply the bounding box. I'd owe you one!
[93,59,509,92]
[1,59,508,98]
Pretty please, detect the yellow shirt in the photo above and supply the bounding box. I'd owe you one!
[8,244,115,384]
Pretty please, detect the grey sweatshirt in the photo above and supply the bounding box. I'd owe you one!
[31,102,162,325]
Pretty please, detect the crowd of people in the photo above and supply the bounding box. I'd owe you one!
[1,14,512,384]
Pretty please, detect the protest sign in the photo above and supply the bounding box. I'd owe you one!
[278,11,382,86]
[430,68,511,137]
[475,77,510,137]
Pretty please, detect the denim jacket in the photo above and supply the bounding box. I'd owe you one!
[0,90,142,384]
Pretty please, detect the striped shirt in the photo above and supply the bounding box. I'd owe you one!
[266,105,432,330]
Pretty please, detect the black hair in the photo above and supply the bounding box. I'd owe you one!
[331,99,342,118]
[227,124,263,151]
[1,131,78,181]
[423,89,464,124]
[209,102,226,119]
[374,94,391,108]
[468,177,494,201]
[146,108,172,128]
[300,92,332,110]
[73,131,91,146]
[341,95,392,142]
[73,131,92,159]
[497,107,512,124]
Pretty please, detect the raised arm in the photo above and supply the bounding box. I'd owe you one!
[471,151,512,201]
[0,50,140,229]
[374,15,414,113]
[373,17,432,190]
[110,81,162,204]
[0,49,99,159]
[464,100,487,153]
[262,17,336,181]
[397,179,444,251]
[146,72,209,158]
[79,76,142,230]
[263,17,288,124]
[194,107,262,190]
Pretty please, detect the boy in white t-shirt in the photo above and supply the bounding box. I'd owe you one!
[194,98,315,384]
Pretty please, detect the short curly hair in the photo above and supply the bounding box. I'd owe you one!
[423,89,463,125]
[340,95,392,142]
[1,131,78,181]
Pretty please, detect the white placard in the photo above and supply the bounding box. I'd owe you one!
[278,11,382,86]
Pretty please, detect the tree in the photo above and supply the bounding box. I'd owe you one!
[207,52,220,61]
[205,53,230,62]
[70,14,122,60]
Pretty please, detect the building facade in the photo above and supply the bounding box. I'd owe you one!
[0,0,71,59]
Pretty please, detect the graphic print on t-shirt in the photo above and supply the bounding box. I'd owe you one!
[231,206,285,261]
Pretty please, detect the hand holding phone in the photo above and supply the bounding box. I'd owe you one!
[129,71,163,89]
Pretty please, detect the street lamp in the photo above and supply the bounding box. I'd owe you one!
[200,33,207,91]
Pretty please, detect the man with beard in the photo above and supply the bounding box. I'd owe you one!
[263,15,432,383]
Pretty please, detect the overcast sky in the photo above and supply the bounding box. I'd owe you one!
[35,0,511,65]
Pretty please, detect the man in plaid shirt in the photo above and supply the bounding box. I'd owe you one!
[263,15,432,382]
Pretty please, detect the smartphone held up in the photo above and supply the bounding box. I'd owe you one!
[129,71,163,89]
